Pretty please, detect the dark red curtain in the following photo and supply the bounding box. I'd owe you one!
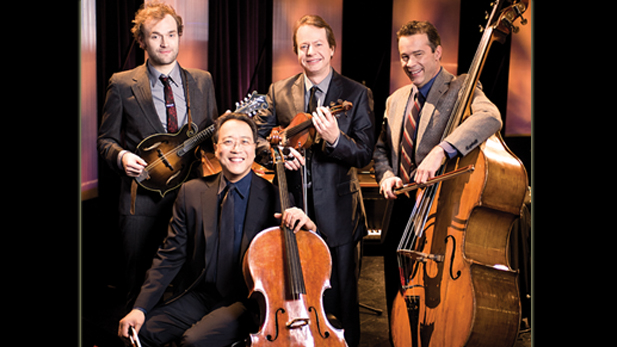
[208,0,273,113]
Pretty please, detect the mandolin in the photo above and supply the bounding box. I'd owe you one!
[135,91,268,196]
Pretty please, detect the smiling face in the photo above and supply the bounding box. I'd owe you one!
[214,119,256,183]
[139,14,180,73]
[398,33,442,88]
[295,24,335,84]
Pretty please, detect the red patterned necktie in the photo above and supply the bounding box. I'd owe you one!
[399,90,422,184]
[159,75,178,133]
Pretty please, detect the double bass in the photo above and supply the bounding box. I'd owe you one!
[390,1,529,346]
[242,146,347,347]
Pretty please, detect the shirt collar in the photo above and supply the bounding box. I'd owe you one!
[418,66,442,100]
[146,60,182,88]
[303,67,333,96]
[218,172,253,199]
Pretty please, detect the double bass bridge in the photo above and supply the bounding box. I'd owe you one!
[398,249,444,264]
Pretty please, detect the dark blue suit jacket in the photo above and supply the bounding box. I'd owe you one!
[134,171,279,313]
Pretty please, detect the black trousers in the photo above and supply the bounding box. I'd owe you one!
[119,207,173,310]
[323,241,361,347]
[139,289,255,347]
[381,195,416,323]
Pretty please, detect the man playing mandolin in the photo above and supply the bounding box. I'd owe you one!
[97,1,219,310]
[372,20,502,330]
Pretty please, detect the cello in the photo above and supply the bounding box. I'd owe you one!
[389,1,529,346]
[242,146,348,347]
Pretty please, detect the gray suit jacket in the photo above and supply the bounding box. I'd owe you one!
[97,63,218,216]
[254,70,376,247]
[373,68,502,185]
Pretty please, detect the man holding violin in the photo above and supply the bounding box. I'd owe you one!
[253,14,375,347]
[118,113,316,347]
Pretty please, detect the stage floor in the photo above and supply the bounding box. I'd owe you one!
[81,245,531,347]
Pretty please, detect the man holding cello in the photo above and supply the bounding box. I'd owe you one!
[118,113,316,346]
[372,20,503,331]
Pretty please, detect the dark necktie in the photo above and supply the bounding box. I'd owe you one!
[399,91,422,184]
[159,75,178,133]
[216,183,236,295]
[307,86,319,114]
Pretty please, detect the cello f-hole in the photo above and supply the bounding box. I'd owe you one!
[308,306,331,339]
[267,308,286,341]
[445,235,461,280]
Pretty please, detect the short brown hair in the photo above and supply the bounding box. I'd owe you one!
[292,15,336,54]
[131,1,184,47]
[397,20,441,52]
[213,113,258,144]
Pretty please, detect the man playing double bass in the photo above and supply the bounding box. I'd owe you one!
[372,20,502,326]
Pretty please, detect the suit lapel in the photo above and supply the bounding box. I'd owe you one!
[291,74,305,115]
[390,85,413,167]
[202,173,222,273]
[240,173,269,256]
[180,66,202,130]
[323,70,343,106]
[131,64,166,133]
[416,70,449,150]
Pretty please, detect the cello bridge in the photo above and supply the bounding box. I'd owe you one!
[286,318,310,329]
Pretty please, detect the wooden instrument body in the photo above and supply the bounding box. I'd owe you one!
[267,101,352,150]
[135,123,199,196]
[134,92,268,196]
[269,112,316,149]
[389,2,529,345]
[390,134,527,347]
[242,146,347,347]
[243,226,346,347]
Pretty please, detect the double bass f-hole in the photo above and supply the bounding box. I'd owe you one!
[444,235,461,280]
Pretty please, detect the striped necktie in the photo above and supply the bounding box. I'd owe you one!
[159,75,178,133]
[399,90,422,184]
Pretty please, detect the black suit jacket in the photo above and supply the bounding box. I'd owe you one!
[254,70,375,247]
[97,62,219,216]
[134,172,279,313]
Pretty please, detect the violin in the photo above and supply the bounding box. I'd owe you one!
[242,146,347,347]
[267,100,353,149]
[389,1,529,346]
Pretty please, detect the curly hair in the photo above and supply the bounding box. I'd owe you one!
[131,1,184,47]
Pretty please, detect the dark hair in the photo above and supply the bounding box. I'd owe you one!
[292,14,337,54]
[212,113,258,144]
[396,20,441,52]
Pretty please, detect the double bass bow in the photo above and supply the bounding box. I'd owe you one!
[389,1,529,346]
[242,146,347,347]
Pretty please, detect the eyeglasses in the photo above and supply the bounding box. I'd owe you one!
[218,137,255,148]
